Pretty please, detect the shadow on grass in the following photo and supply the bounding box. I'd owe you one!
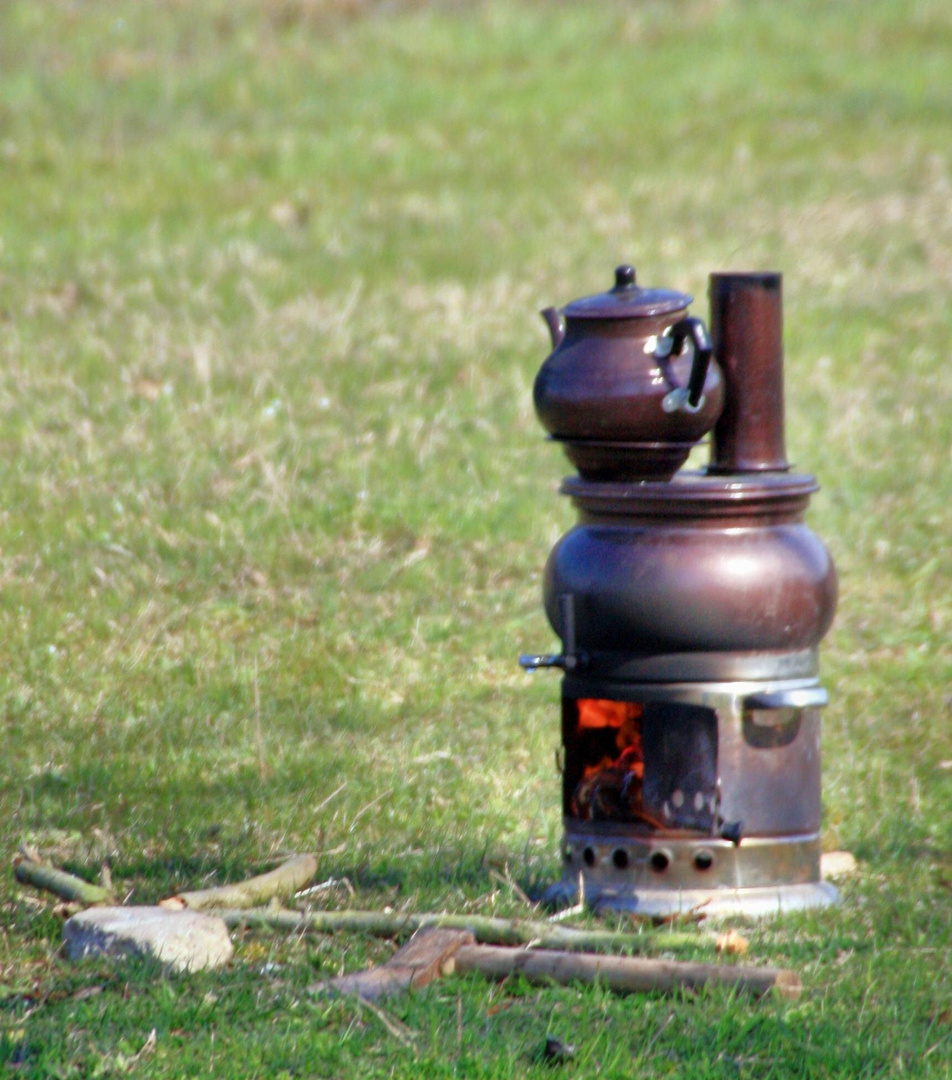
[103,838,540,906]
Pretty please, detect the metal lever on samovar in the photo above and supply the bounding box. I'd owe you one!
[718,820,744,846]
[519,593,587,673]
[711,779,744,846]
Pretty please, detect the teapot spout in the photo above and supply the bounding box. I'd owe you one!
[541,307,566,349]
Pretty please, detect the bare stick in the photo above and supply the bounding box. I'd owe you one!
[450,944,802,999]
[253,656,267,783]
[354,997,418,1049]
[160,855,318,911]
[13,857,113,906]
[218,907,712,953]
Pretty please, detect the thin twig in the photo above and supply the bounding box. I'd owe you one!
[642,1011,675,1059]
[348,789,393,833]
[295,877,345,901]
[253,656,268,782]
[456,994,463,1055]
[547,871,585,922]
[313,782,348,817]
[219,906,712,953]
[487,867,534,908]
[355,996,418,1049]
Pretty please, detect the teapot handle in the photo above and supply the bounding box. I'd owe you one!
[661,317,713,413]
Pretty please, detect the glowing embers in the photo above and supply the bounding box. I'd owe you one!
[571,701,649,823]
[566,699,718,831]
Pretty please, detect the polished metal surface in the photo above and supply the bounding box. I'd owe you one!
[545,475,838,674]
[544,678,832,916]
[533,266,723,472]
[562,648,820,685]
[708,272,789,473]
[544,874,839,918]
[556,830,821,891]
[522,268,839,919]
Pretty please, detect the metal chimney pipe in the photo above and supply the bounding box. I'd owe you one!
[708,272,789,473]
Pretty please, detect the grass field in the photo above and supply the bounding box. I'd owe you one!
[1,0,952,1075]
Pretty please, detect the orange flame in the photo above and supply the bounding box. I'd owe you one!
[571,700,647,821]
[576,699,642,731]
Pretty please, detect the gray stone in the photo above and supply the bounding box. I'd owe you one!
[64,906,233,973]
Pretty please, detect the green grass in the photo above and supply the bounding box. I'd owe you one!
[1,0,952,1074]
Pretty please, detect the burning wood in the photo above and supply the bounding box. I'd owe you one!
[577,699,642,731]
[571,700,657,824]
[573,751,656,824]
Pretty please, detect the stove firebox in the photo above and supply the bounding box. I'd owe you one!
[521,271,838,916]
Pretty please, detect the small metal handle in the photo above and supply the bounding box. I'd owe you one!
[743,687,829,711]
[519,594,586,673]
[519,652,586,673]
[520,653,567,671]
[719,820,744,846]
[660,316,713,413]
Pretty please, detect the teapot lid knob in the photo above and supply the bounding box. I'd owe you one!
[613,265,637,290]
[562,265,691,319]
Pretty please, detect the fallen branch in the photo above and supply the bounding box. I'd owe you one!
[450,944,801,1000]
[13,856,114,906]
[159,854,318,911]
[219,906,712,953]
[315,927,800,1002]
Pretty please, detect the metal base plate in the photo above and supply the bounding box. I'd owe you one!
[543,876,839,918]
[548,825,839,918]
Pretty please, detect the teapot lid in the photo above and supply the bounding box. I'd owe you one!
[562,265,691,320]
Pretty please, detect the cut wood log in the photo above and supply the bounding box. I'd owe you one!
[13,857,114,906]
[159,855,318,911]
[449,944,802,1000]
[318,927,475,1002]
[219,907,711,954]
[314,931,800,1003]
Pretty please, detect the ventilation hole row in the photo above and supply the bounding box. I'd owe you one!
[566,847,716,873]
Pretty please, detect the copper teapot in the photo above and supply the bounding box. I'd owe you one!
[534,265,724,480]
